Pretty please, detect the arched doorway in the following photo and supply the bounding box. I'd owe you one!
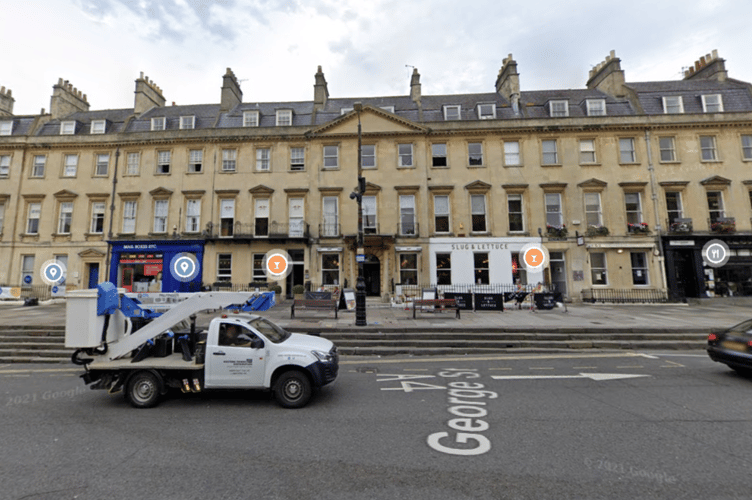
[363,254,381,296]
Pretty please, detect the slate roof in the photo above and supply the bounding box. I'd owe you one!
[6,74,752,138]
[37,108,134,136]
[0,116,36,136]
[627,79,752,114]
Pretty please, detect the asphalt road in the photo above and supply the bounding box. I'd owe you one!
[1,350,750,500]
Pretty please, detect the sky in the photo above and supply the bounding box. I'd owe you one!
[2,0,752,115]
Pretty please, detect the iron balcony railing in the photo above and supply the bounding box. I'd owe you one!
[205,221,309,239]
[581,288,668,304]
[666,218,693,234]
[319,223,341,238]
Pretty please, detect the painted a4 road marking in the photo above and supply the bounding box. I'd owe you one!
[491,373,651,381]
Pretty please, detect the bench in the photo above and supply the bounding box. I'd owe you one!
[291,299,338,319]
[412,299,460,319]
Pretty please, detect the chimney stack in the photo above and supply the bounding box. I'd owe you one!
[496,54,520,115]
[134,72,165,115]
[220,67,243,112]
[683,50,727,81]
[586,50,626,97]
[50,78,90,119]
[410,68,421,104]
[0,86,14,116]
[313,66,329,111]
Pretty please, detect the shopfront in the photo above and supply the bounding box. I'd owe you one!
[109,240,204,293]
[427,237,544,286]
[663,235,752,299]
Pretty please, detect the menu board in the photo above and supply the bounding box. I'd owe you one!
[534,293,556,310]
[343,289,356,311]
[443,292,473,310]
[475,293,504,311]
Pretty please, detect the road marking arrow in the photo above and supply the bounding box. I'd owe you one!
[491,373,651,381]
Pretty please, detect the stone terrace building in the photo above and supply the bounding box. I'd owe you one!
[1,51,751,301]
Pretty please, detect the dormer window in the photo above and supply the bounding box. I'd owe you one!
[586,99,606,116]
[243,110,259,127]
[702,94,723,113]
[60,121,76,135]
[340,107,353,115]
[0,121,12,136]
[380,106,395,113]
[276,109,292,126]
[443,105,461,121]
[180,116,195,129]
[90,120,106,134]
[151,117,166,131]
[477,104,496,120]
[662,96,684,114]
[549,100,569,117]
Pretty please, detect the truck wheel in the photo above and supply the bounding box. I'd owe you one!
[126,371,161,408]
[274,370,312,408]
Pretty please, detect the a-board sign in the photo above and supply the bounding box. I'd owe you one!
[443,292,473,310]
[343,288,356,311]
[475,293,504,311]
[534,293,556,310]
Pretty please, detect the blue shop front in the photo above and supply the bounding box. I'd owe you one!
[109,240,204,293]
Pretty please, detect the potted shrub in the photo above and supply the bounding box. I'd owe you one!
[546,224,568,238]
[269,284,283,298]
[627,222,650,234]
[586,225,609,237]
[292,284,306,299]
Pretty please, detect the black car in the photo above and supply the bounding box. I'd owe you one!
[707,319,752,376]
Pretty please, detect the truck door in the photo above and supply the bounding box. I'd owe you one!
[204,323,267,389]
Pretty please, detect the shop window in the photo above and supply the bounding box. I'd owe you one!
[399,253,418,285]
[590,252,607,285]
[631,252,648,285]
[436,253,451,285]
[217,254,232,282]
[252,254,266,283]
[474,253,489,285]
[321,253,340,285]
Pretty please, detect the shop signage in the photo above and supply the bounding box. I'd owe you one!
[475,293,504,311]
[443,292,473,310]
[669,240,694,246]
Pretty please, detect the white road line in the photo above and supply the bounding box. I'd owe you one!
[340,352,646,365]
[492,373,651,381]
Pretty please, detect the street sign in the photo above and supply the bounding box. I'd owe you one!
[356,254,365,263]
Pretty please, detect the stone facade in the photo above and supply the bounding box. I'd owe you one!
[1,50,751,300]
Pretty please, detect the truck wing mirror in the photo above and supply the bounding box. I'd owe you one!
[251,338,265,349]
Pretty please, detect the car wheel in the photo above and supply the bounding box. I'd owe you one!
[731,366,752,378]
[274,370,312,409]
[126,371,161,408]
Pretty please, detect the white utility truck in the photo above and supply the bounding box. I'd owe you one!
[66,283,338,408]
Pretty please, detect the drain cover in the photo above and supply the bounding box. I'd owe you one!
[356,366,380,374]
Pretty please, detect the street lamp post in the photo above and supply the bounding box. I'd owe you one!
[353,103,367,326]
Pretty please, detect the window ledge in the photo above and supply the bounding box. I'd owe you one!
[541,164,562,168]
[700,160,723,163]
[186,170,204,175]
[658,161,681,165]
[397,166,416,170]
[619,162,641,166]
[321,167,340,172]
[503,164,523,168]
[507,231,529,236]
[579,163,602,167]
[431,165,450,169]
[289,169,306,173]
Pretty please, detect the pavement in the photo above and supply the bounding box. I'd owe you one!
[0,295,750,333]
